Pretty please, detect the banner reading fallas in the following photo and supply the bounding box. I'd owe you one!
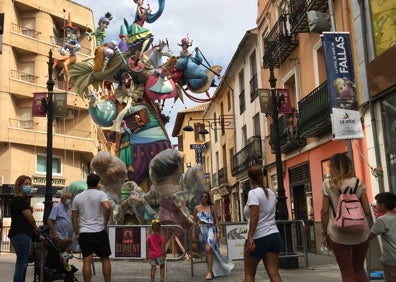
[321,32,363,140]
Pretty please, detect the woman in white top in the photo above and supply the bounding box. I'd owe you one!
[244,165,282,282]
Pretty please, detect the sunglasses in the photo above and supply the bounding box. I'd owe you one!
[201,195,208,199]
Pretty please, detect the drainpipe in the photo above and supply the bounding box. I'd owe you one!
[328,0,337,31]
[357,0,384,192]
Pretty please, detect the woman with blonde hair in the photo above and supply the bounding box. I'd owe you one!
[321,153,370,281]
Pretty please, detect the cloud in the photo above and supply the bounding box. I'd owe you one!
[73,0,256,143]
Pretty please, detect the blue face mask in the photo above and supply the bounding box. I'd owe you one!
[65,199,72,206]
[22,185,32,194]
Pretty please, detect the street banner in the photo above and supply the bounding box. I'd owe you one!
[257,89,292,114]
[32,92,47,117]
[277,89,293,114]
[321,32,363,139]
[53,92,68,118]
[108,225,146,259]
[330,108,364,139]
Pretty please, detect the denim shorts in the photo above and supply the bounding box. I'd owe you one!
[149,257,165,266]
[245,232,282,259]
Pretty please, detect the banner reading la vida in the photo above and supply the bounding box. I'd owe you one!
[321,32,363,140]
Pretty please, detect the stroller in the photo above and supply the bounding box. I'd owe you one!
[31,226,79,282]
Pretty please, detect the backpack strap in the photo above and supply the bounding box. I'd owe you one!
[342,178,359,195]
[331,179,359,216]
[352,178,359,194]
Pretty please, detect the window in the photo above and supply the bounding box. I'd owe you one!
[241,125,247,148]
[381,94,396,193]
[227,89,232,111]
[19,107,34,129]
[177,135,184,151]
[194,123,205,142]
[253,113,261,137]
[213,113,218,142]
[239,70,246,113]
[36,155,62,175]
[249,51,258,101]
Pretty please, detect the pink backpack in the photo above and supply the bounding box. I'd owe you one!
[333,179,367,232]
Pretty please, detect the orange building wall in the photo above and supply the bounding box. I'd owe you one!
[284,136,372,222]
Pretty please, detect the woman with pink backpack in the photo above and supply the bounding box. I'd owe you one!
[320,153,371,282]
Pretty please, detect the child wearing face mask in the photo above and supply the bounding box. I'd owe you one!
[48,188,73,241]
[8,175,39,282]
[57,238,78,274]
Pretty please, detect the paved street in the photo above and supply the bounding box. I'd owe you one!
[0,251,348,282]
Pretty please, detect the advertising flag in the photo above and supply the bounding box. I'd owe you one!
[53,92,68,118]
[32,92,47,117]
[321,32,363,139]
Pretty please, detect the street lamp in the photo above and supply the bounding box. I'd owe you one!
[42,50,55,224]
[182,115,234,134]
[258,62,297,268]
[268,65,288,220]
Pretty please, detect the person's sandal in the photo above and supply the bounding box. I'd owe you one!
[205,273,212,280]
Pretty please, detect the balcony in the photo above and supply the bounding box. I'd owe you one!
[231,136,262,176]
[297,81,332,137]
[269,113,306,154]
[218,167,227,185]
[50,36,91,56]
[11,70,39,83]
[290,0,329,34]
[11,23,41,38]
[263,14,299,69]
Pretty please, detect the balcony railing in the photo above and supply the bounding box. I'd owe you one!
[270,113,306,154]
[231,136,262,176]
[11,23,41,38]
[297,81,332,137]
[11,70,39,82]
[50,36,92,56]
[263,14,299,69]
[218,167,227,185]
[290,0,329,34]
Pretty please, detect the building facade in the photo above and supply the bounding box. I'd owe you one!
[171,0,395,254]
[0,0,97,216]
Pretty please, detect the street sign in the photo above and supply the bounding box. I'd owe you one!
[190,144,207,150]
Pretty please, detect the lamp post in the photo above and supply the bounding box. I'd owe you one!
[268,65,288,220]
[43,50,54,224]
[258,59,298,268]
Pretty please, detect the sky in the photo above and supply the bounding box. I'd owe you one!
[74,0,257,144]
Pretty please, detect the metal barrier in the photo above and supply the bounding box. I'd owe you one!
[108,224,187,278]
[276,220,309,268]
[1,225,10,252]
[190,220,309,276]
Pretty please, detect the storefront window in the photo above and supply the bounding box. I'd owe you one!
[381,93,396,193]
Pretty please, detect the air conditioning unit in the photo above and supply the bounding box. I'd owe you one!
[307,10,331,33]
[0,176,4,186]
